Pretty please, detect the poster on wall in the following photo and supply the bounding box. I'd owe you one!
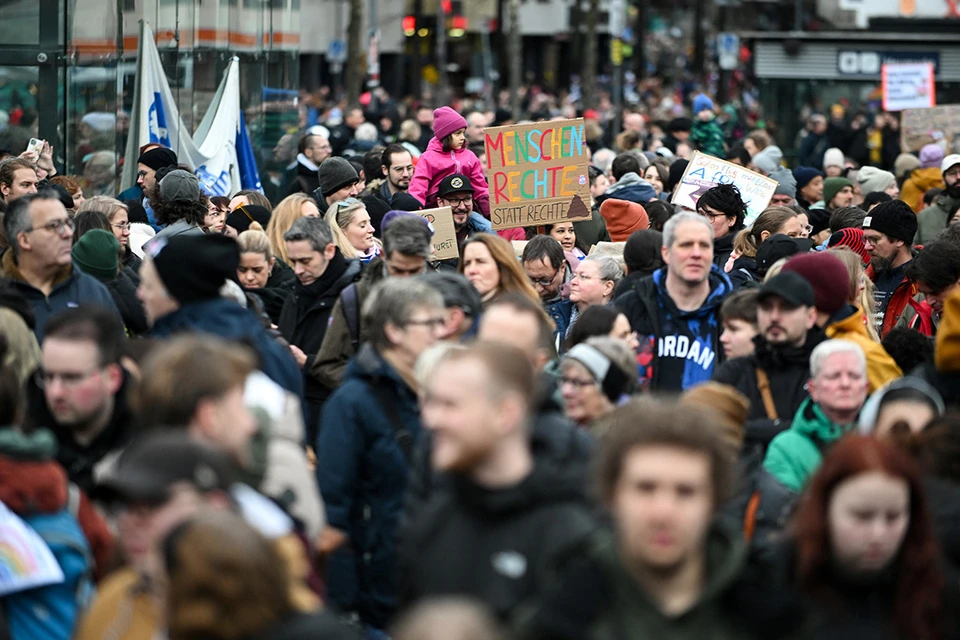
[882,62,936,112]
[483,118,592,230]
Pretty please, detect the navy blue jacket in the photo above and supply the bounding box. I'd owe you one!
[1,252,121,341]
[150,297,303,400]
[315,344,421,629]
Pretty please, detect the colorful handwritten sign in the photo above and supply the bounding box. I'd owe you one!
[483,118,591,230]
[418,206,459,261]
[671,152,778,224]
[901,105,960,152]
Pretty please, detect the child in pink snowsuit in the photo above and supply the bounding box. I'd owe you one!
[409,106,490,215]
[408,106,525,241]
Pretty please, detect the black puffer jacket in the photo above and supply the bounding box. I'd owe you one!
[106,267,148,335]
[714,330,825,451]
[398,441,598,623]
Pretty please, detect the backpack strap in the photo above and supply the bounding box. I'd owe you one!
[67,483,81,519]
[755,367,779,420]
[743,490,762,543]
[370,377,415,463]
[341,283,362,353]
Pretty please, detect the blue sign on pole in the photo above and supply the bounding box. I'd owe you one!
[328,40,347,63]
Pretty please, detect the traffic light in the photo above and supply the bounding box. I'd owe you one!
[403,15,416,36]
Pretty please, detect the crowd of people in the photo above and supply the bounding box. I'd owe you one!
[1,85,960,640]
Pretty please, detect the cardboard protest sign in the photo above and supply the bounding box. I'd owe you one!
[418,206,459,261]
[671,152,778,223]
[882,62,936,112]
[483,118,591,230]
[901,105,960,152]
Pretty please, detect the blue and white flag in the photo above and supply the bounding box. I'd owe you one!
[122,21,262,197]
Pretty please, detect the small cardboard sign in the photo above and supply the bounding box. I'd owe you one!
[882,62,936,112]
[418,206,459,261]
[671,151,778,224]
[900,104,960,152]
[483,118,592,230]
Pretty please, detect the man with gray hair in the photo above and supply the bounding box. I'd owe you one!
[764,339,869,492]
[278,215,362,436]
[614,211,732,391]
[2,191,119,340]
[315,277,445,634]
[312,214,434,392]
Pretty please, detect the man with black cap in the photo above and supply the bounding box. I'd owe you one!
[714,271,824,449]
[313,156,362,213]
[138,233,303,400]
[436,173,491,251]
[862,200,920,338]
[133,145,177,196]
[754,234,812,279]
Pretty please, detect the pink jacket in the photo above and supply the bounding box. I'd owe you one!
[409,138,491,217]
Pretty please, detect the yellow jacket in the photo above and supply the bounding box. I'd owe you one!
[935,288,960,372]
[75,569,158,640]
[825,308,902,392]
[901,167,944,214]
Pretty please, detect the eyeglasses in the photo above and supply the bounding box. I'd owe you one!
[803,224,814,235]
[697,209,728,222]
[404,317,446,330]
[572,272,611,283]
[113,222,132,231]
[26,217,75,236]
[35,366,102,389]
[443,197,473,208]
[560,376,597,390]
[531,266,561,288]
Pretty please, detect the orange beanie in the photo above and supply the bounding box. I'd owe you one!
[599,198,649,242]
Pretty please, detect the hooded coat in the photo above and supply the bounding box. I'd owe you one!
[596,172,658,207]
[917,192,960,246]
[614,266,731,391]
[763,397,858,493]
[398,453,597,624]
[901,167,944,213]
[823,304,902,393]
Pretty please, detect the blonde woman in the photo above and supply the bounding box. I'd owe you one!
[237,228,289,323]
[77,195,143,272]
[324,198,382,263]
[267,194,321,265]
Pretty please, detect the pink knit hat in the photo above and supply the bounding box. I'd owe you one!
[433,106,468,141]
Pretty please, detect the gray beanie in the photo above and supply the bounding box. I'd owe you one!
[159,169,201,203]
[751,145,783,176]
[770,167,796,198]
[318,157,360,198]
[857,166,895,196]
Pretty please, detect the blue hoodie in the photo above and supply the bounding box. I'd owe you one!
[151,298,304,400]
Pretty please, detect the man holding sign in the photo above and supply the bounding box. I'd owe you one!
[436,174,493,253]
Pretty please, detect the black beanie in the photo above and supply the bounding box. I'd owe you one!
[318,157,359,198]
[150,234,239,305]
[225,204,271,234]
[138,147,178,172]
[862,199,918,245]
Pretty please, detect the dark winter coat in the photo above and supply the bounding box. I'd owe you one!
[713,227,743,270]
[285,160,321,197]
[25,369,136,495]
[278,252,361,403]
[246,286,291,325]
[150,297,303,400]
[315,344,421,629]
[1,251,121,341]
[121,248,142,273]
[614,266,731,391]
[105,267,148,335]
[713,330,824,451]
[398,454,598,624]
[518,525,801,640]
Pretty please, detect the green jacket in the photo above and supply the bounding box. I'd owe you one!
[763,397,856,492]
[520,526,768,640]
[916,193,960,246]
[690,118,726,159]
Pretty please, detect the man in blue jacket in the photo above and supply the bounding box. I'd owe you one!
[315,277,445,637]
[2,191,120,340]
[137,233,303,400]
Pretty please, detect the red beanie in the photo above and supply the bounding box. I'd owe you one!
[827,227,870,264]
[599,198,649,242]
[781,252,850,315]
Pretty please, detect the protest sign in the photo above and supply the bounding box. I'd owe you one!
[671,152,778,223]
[483,118,591,230]
[418,206,459,261]
[0,502,65,597]
[901,105,960,152]
[882,62,936,112]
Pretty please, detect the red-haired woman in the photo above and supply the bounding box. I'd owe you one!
[789,435,958,639]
